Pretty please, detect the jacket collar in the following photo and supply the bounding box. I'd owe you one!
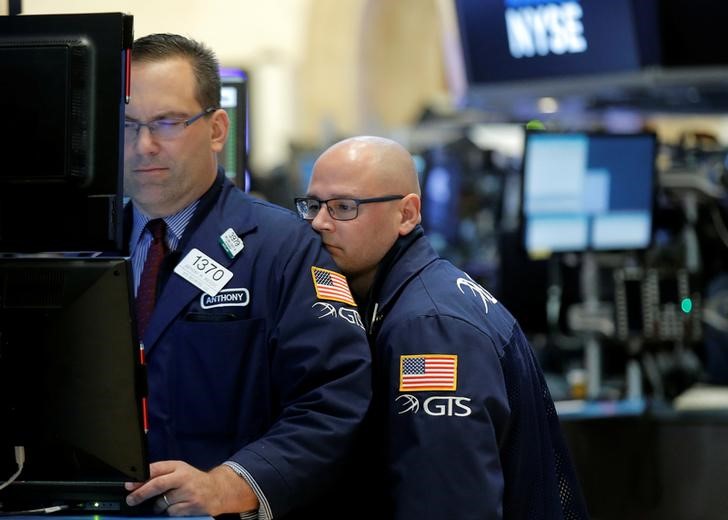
[362,225,438,336]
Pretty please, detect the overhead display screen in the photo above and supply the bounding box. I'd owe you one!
[455,0,660,84]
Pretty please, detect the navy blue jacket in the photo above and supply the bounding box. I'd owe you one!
[131,172,371,519]
[359,226,587,519]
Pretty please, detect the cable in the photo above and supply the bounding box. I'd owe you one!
[0,447,25,491]
[0,506,68,516]
[0,447,70,516]
[0,505,69,516]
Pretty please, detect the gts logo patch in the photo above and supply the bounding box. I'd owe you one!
[312,302,365,329]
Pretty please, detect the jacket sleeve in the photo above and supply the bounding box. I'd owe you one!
[226,230,372,518]
[381,314,510,520]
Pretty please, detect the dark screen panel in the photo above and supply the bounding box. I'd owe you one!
[0,13,132,253]
[0,45,72,180]
[0,257,147,483]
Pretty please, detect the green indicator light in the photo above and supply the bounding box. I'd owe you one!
[681,298,693,313]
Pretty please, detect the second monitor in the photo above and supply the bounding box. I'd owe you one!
[521,131,657,258]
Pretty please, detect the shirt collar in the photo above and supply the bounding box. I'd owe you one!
[129,200,200,255]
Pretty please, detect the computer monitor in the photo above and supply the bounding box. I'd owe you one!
[454,0,660,85]
[219,67,249,191]
[0,13,133,253]
[421,145,463,249]
[0,257,148,512]
[521,131,657,258]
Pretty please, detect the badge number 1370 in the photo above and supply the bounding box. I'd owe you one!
[174,248,233,296]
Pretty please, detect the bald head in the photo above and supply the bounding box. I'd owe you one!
[315,136,421,197]
[306,136,423,298]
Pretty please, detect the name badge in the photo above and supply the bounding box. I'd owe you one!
[174,248,233,296]
[219,228,244,258]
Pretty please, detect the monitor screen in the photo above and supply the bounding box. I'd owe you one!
[454,0,660,84]
[421,145,463,249]
[0,13,133,253]
[0,257,148,509]
[219,68,249,191]
[521,131,656,257]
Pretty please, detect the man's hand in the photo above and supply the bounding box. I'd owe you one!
[125,461,260,516]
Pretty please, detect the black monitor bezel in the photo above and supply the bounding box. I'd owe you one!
[0,256,148,499]
[0,13,133,254]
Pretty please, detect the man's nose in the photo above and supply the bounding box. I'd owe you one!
[131,126,160,154]
[311,203,333,231]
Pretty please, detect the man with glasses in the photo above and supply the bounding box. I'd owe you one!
[298,136,588,519]
[122,34,371,519]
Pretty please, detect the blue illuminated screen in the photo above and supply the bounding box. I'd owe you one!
[522,132,656,255]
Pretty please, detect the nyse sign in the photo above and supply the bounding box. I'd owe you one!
[505,1,587,58]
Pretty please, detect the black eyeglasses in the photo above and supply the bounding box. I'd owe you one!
[294,195,404,221]
[124,107,217,141]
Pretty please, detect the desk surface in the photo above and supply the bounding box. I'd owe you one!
[562,406,728,519]
[556,393,728,421]
[555,398,647,419]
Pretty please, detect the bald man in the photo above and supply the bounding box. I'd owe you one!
[295,136,589,520]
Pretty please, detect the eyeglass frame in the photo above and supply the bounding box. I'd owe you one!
[294,195,405,221]
[124,106,218,141]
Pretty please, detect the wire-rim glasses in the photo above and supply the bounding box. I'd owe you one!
[294,195,404,221]
[124,106,217,141]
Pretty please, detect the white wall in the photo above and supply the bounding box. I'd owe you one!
[21,0,312,173]
[21,0,309,63]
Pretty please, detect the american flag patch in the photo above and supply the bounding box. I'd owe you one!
[311,266,356,306]
[400,354,457,391]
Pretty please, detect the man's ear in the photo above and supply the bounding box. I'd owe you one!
[398,194,421,236]
[210,108,229,153]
